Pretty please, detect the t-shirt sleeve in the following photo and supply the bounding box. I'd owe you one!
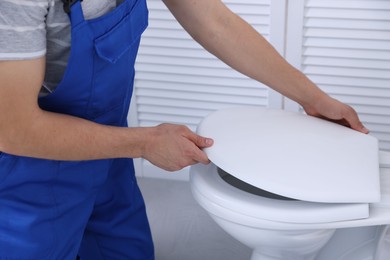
[0,0,49,60]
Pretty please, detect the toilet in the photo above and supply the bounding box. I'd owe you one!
[189,106,390,260]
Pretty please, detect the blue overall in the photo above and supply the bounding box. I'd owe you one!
[0,0,154,259]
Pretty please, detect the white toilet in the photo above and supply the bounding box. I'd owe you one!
[190,107,390,260]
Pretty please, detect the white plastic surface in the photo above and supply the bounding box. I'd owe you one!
[191,163,370,224]
[197,107,380,203]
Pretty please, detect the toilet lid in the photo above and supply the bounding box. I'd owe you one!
[197,106,380,203]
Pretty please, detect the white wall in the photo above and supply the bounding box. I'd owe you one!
[129,0,390,180]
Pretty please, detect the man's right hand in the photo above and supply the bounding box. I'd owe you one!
[141,123,214,171]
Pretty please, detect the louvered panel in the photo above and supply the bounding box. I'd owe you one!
[306,9,390,21]
[369,124,390,134]
[136,71,263,88]
[317,85,390,100]
[304,57,390,70]
[358,113,390,126]
[135,100,270,131]
[135,85,267,129]
[137,104,210,129]
[305,18,390,30]
[301,0,390,150]
[136,80,267,96]
[305,28,390,41]
[308,75,389,89]
[304,66,389,79]
[305,47,390,61]
[136,88,264,104]
[324,94,390,109]
[306,0,390,9]
[352,105,390,118]
[138,105,208,118]
[136,96,267,112]
[148,16,269,29]
[323,93,390,108]
[137,113,205,130]
[369,132,390,151]
[136,54,228,69]
[137,89,266,103]
[136,63,246,78]
[304,38,390,50]
[134,0,272,130]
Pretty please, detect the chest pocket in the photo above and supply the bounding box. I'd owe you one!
[88,0,148,120]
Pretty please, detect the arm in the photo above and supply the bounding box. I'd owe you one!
[163,0,368,133]
[0,58,212,170]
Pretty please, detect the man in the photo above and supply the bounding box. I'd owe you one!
[0,0,368,259]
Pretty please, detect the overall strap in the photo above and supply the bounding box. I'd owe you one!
[61,0,85,26]
[62,0,83,14]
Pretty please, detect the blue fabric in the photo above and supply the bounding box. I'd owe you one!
[0,0,153,259]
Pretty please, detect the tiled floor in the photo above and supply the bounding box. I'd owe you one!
[137,177,252,260]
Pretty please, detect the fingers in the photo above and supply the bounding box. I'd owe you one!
[179,127,213,165]
[188,132,214,148]
[343,107,369,134]
[194,147,211,164]
[145,124,214,171]
[185,131,214,164]
[304,98,369,134]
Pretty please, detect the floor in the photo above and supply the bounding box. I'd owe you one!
[137,177,252,260]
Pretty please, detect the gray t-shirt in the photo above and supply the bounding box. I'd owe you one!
[0,0,119,94]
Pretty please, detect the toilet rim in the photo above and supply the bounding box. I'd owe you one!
[190,163,371,225]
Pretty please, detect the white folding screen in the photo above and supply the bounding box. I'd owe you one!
[286,0,390,151]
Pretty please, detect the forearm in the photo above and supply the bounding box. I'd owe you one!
[1,108,150,160]
[0,58,150,161]
[164,0,328,107]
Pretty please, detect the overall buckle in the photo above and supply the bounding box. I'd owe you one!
[62,0,83,14]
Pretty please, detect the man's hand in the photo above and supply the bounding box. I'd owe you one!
[302,95,369,134]
[141,123,214,171]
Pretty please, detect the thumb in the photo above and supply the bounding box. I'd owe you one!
[187,132,214,148]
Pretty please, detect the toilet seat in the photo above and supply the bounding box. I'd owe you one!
[197,106,380,203]
[191,163,369,224]
[190,162,390,229]
[191,106,390,229]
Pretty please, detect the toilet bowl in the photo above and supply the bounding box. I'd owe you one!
[191,158,390,260]
[189,107,390,260]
